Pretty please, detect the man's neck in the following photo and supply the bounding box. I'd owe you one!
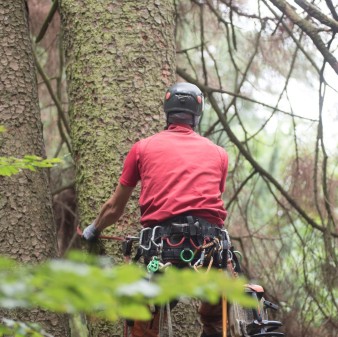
[168,123,193,130]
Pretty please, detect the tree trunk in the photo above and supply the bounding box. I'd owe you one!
[59,0,176,227]
[60,1,201,336]
[0,1,70,335]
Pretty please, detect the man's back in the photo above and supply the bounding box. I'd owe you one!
[120,124,228,226]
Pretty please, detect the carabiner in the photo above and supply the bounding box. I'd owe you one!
[179,248,194,263]
[233,250,243,262]
[151,226,163,249]
[139,227,153,251]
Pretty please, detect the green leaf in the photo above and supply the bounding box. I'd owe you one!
[0,156,62,176]
[22,155,42,161]
[0,165,20,176]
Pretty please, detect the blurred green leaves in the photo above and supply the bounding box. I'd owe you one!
[0,156,61,176]
[0,319,52,337]
[0,251,254,335]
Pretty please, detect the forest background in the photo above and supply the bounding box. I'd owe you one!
[0,1,337,337]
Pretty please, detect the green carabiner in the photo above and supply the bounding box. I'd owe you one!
[147,256,160,273]
[233,250,243,262]
[180,248,194,263]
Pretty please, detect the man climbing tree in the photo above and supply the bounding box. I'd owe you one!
[83,82,229,337]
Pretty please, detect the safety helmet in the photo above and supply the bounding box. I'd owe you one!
[164,82,204,117]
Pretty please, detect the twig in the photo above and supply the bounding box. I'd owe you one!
[325,0,338,21]
[52,181,75,196]
[263,0,321,74]
[33,51,71,135]
[35,0,59,43]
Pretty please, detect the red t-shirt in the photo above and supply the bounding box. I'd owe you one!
[119,124,228,227]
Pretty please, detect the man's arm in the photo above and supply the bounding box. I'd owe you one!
[94,183,134,231]
[82,183,134,240]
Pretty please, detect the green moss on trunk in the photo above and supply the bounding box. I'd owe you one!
[60,0,202,335]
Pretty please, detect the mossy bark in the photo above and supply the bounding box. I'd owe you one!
[59,0,176,228]
[0,1,70,335]
[60,0,201,336]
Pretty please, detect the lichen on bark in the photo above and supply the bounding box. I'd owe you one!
[59,1,176,335]
[60,0,202,335]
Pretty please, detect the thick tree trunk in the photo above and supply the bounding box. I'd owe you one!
[60,0,201,336]
[59,0,176,227]
[0,1,70,335]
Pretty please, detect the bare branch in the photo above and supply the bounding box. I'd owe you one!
[263,0,321,74]
[199,3,208,85]
[33,51,71,136]
[177,67,317,122]
[35,0,59,43]
[325,0,338,21]
[295,0,338,32]
[226,170,258,209]
[268,0,338,75]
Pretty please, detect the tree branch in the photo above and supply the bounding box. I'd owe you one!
[263,0,321,74]
[177,67,317,122]
[33,51,71,135]
[295,0,338,32]
[35,0,59,43]
[226,170,258,209]
[268,0,338,75]
[325,0,338,21]
[177,69,338,238]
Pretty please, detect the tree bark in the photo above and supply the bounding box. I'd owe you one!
[0,1,70,335]
[59,0,189,335]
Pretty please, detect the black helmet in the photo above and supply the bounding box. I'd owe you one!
[164,82,204,117]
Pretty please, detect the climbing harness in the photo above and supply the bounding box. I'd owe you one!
[137,218,230,271]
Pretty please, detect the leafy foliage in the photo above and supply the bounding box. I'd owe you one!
[0,156,61,176]
[0,126,61,176]
[0,318,52,337]
[0,251,254,336]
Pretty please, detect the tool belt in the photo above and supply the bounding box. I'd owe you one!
[139,215,230,267]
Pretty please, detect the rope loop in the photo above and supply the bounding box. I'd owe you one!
[165,236,186,247]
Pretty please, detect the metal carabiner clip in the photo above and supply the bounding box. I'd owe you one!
[221,229,231,246]
[139,227,153,251]
[151,226,163,249]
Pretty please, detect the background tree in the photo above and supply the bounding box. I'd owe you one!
[0,1,70,335]
[57,1,200,336]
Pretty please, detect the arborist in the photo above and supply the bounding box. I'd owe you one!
[82,82,229,337]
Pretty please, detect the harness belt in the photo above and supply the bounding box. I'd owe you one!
[149,215,224,240]
[136,215,231,269]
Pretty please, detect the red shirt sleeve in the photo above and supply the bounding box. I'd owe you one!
[119,142,140,187]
